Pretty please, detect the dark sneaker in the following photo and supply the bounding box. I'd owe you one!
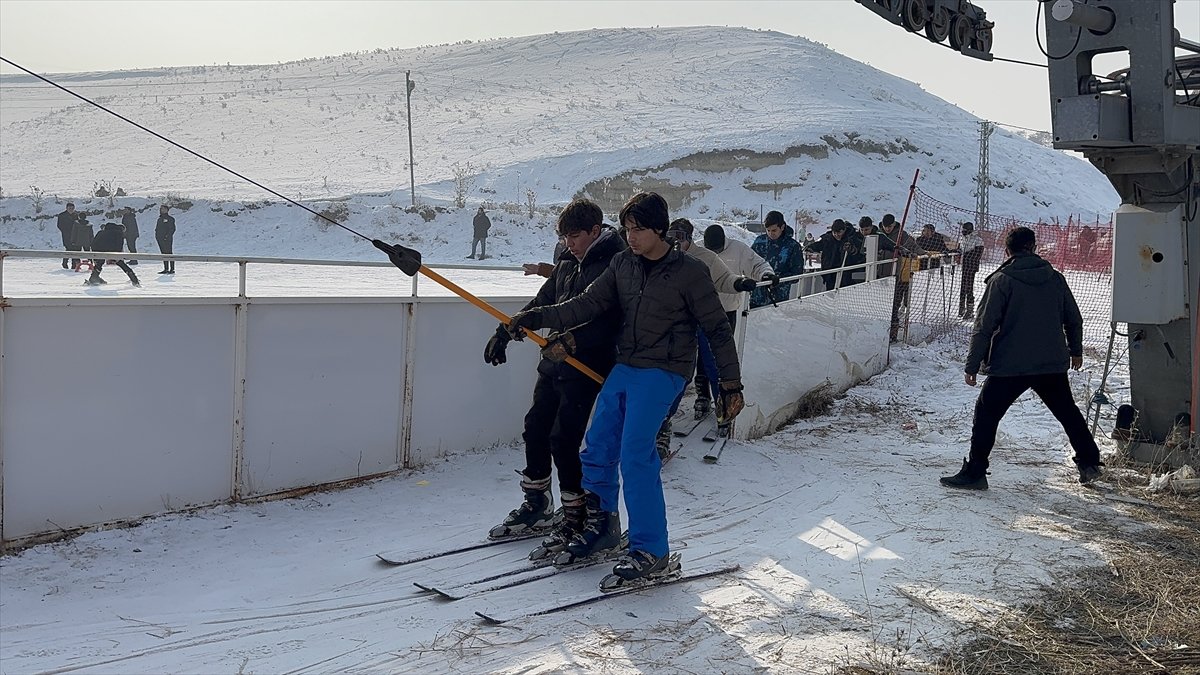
[1078,465,1103,484]
[939,458,988,490]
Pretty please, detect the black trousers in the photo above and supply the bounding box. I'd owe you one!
[889,281,912,341]
[92,258,138,283]
[522,373,602,495]
[968,372,1102,471]
[157,234,174,271]
[959,265,979,314]
[694,311,738,397]
[126,236,138,254]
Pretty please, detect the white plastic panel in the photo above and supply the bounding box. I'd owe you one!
[1111,203,1187,324]
[2,305,235,540]
[739,280,892,438]
[240,302,407,496]
[406,300,541,464]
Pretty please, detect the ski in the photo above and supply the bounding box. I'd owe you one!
[475,561,741,624]
[376,531,543,567]
[413,548,625,600]
[703,423,732,463]
[673,411,711,437]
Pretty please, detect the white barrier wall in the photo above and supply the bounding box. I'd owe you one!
[737,279,894,439]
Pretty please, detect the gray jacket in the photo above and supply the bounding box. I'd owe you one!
[965,252,1083,377]
[532,249,740,383]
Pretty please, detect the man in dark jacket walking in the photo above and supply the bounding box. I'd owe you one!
[507,192,743,585]
[468,206,491,259]
[750,211,803,307]
[57,202,78,269]
[122,207,140,264]
[85,222,140,287]
[941,227,1102,490]
[155,205,176,274]
[483,199,627,559]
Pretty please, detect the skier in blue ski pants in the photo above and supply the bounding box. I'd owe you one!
[583,364,685,557]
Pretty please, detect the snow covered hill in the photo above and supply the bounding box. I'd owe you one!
[1,26,1118,261]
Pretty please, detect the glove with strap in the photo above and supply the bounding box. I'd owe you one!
[732,276,757,293]
[506,309,544,341]
[540,331,576,363]
[484,324,510,366]
[715,380,745,423]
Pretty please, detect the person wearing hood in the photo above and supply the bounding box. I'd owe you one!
[507,192,743,585]
[750,211,803,307]
[85,222,140,287]
[957,222,985,319]
[482,199,627,559]
[941,227,1102,490]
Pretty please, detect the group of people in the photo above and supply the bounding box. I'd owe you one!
[55,203,178,285]
[476,191,1104,588]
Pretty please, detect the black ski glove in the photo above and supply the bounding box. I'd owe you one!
[716,380,745,424]
[506,309,544,341]
[484,325,510,366]
[541,331,576,362]
[761,273,780,286]
[733,277,757,293]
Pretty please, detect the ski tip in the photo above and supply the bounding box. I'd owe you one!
[376,554,403,566]
[475,611,507,625]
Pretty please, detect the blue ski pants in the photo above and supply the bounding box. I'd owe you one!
[582,363,685,557]
[668,330,719,418]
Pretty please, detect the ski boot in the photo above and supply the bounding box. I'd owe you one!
[529,490,585,561]
[600,550,682,592]
[694,395,712,421]
[553,491,622,566]
[488,472,558,540]
[655,419,673,461]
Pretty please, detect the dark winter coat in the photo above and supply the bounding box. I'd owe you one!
[806,231,860,272]
[751,225,803,306]
[965,252,1083,377]
[155,213,176,237]
[532,248,740,383]
[71,218,94,249]
[917,231,951,270]
[472,211,491,239]
[92,223,127,253]
[521,228,627,381]
[56,210,76,235]
[122,212,139,239]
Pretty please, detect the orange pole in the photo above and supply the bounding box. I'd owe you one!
[418,265,606,385]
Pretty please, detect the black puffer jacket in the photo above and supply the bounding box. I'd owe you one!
[520,228,627,380]
[806,230,863,271]
[532,248,740,382]
[966,252,1083,377]
[92,223,126,253]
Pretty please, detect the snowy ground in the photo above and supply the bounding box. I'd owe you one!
[0,340,1135,674]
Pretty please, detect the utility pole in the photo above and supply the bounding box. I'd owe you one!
[975,120,994,231]
[405,70,416,206]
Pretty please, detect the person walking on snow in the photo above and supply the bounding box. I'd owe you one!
[750,210,803,308]
[957,222,985,319]
[468,206,491,259]
[941,226,1103,490]
[85,222,140,287]
[121,207,140,264]
[507,192,744,584]
[155,205,176,274]
[482,199,627,558]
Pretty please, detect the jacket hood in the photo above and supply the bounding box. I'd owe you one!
[996,252,1056,286]
[559,226,625,264]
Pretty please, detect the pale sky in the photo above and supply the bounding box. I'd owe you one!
[1,0,1197,132]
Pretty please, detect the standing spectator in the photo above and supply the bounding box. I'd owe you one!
[121,206,140,265]
[750,210,803,307]
[56,202,77,269]
[1077,225,1098,263]
[941,227,1103,490]
[880,216,926,342]
[805,220,859,291]
[155,205,176,274]
[469,206,491,259]
[916,224,954,269]
[71,213,94,270]
[85,222,140,287]
[958,222,985,319]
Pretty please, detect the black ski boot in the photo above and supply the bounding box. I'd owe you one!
[488,472,558,540]
[600,550,682,591]
[694,396,712,420]
[530,490,585,561]
[554,491,622,565]
[656,419,673,461]
[939,458,988,490]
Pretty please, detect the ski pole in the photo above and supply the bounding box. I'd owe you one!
[373,239,605,385]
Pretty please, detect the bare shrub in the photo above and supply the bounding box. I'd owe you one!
[313,202,350,231]
[451,162,476,209]
[525,188,537,218]
[29,185,45,213]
